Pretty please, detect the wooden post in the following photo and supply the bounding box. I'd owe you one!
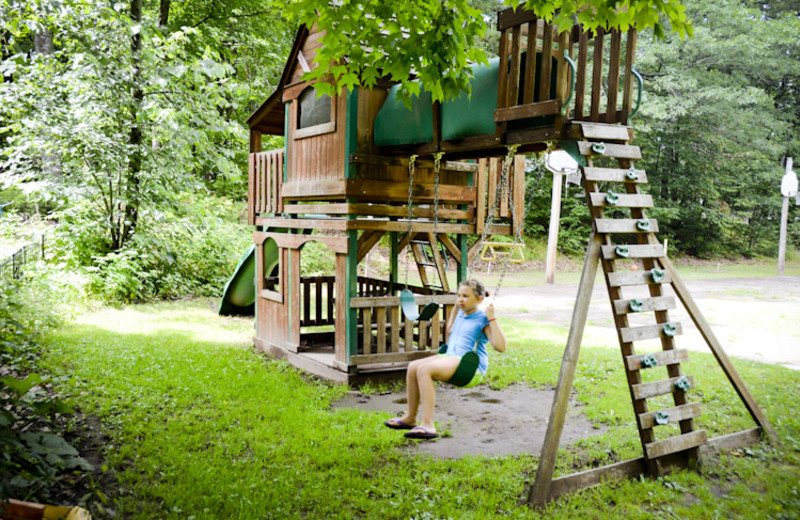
[528,232,602,507]
[545,171,563,284]
[778,157,794,276]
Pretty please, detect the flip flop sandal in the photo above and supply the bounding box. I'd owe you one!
[384,418,415,430]
[404,427,439,440]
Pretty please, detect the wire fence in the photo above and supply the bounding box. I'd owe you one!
[0,234,46,282]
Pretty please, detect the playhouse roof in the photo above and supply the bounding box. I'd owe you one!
[246,25,311,135]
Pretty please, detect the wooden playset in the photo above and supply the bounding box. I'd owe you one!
[229,4,777,506]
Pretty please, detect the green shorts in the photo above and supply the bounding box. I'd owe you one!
[438,353,484,388]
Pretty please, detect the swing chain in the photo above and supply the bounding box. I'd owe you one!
[432,152,444,290]
[404,154,418,289]
[471,145,519,299]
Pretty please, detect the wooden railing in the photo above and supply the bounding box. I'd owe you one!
[496,6,639,127]
[349,294,457,366]
[300,276,336,327]
[248,148,284,225]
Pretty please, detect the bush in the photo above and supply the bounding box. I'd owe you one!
[53,194,251,303]
[0,273,91,502]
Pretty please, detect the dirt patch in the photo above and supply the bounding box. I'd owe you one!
[332,383,606,459]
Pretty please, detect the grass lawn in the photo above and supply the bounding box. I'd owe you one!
[41,299,800,519]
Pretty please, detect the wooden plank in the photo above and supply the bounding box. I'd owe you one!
[476,159,487,234]
[625,348,689,372]
[645,430,707,460]
[632,375,696,400]
[281,203,472,220]
[497,29,510,109]
[539,22,554,102]
[438,233,461,265]
[303,279,311,324]
[600,243,663,260]
[403,318,413,352]
[513,155,526,237]
[700,428,761,457]
[488,158,499,217]
[620,322,683,343]
[346,179,476,205]
[508,25,521,107]
[334,253,347,364]
[350,153,478,173]
[350,350,436,366]
[523,18,538,104]
[638,402,702,430]
[357,230,385,263]
[1,499,46,520]
[431,310,440,352]
[595,218,658,234]
[254,231,349,254]
[390,306,400,352]
[419,319,429,350]
[578,141,642,159]
[578,122,631,141]
[659,254,780,442]
[497,5,537,30]
[376,306,387,354]
[574,29,588,120]
[256,217,475,235]
[607,270,673,287]
[493,99,561,122]
[362,307,372,354]
[248,153,256,225]
[606,30,621,124]
[316,280,323,324]
[613,295,675,315]
[428,232,450,292]
[590,28,604,121]
[622,29,637,121]
[529,233,602,506]
[548,457,647,501]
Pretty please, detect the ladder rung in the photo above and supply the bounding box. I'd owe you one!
[607,270,672,287]
[645,430,707,459]
[601,244,664,260]
[638,402,703,430]
[418,262,437,268]
[578,141,642,159]
[613,295,676,315]
[589,192,653,209]
[625,348,689,372]
[620,322,683,343]
[577,122,632,141]
[596,219,659,234]
[632,375,695,400]
[583,167,648,184]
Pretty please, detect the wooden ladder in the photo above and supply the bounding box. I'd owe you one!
[577,122,706,471]
[526,121,778,506]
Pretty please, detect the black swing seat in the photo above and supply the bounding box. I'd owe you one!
[437,344,480,387]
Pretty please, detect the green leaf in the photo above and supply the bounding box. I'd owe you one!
[0,373,42,397]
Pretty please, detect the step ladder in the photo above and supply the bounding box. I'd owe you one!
[526,121,778,506]
[576,122,705,471]
[409,232,449,293]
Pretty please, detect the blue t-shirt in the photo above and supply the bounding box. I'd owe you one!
[444,309,490,375]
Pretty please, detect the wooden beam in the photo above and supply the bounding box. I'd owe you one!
[658,254,780,443]
[578,141,642,159]
[357,230,385,263]
[437,233,462,265]
[428,232,450,292]
[632,375,696,400]
[349,153,478,173]
[281,203,472,220]
[494,99,562,123]
[620,322,683,343]
[638,402,702,430]
[528,232,602,507]
[600,243,663,260]
[595,218,659,234]
[613,295,675,315]
[624,348,689,372]
[645,430,708,459]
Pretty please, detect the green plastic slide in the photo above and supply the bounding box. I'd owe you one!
[218,241,279,316]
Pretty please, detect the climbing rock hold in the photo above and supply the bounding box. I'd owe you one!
[636,219,651,231]
[662,322,678,337]
[650,268,665,283]
[591,142,606,154]
[605,191,620,205]
[615,245,630,258]
[641,353,658,368]
[675,375,691,391]
[629,299,644,312]
[654,410,670,426]
[626,168,639,180]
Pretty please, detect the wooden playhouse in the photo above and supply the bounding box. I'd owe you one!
[234,3,777,504]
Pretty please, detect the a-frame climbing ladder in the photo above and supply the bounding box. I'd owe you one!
[526,122,779,507]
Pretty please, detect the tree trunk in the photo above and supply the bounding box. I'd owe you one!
[121,0,143,249]
[158,0,171,27]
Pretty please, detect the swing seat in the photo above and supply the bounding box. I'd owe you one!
[437,344,481,388]
[400,289,439,321]
[480,241,525,264]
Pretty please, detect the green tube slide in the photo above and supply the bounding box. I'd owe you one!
[218,241,279,316]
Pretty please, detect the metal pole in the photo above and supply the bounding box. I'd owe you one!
[778,157,794,276]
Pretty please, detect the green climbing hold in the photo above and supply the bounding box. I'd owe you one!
[650,268,665,283]
[615,245,630,258]
[629,299,644,312]
[605,191,620,205]
[591,142,606,154]
[654,410,670,426]
[636,219,651,231]
[662,322,678,337]
[626,168,639,180]
[674,375,691,391]
[641,353,658,368]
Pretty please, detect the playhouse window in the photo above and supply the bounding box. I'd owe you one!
[262,238,282,303]
[295,87,335,138]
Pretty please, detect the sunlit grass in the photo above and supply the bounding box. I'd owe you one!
[40,300,800,519]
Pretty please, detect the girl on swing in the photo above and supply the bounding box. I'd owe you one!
[384,279,507,439]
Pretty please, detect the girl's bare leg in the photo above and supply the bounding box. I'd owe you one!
[396,356,441,426]
[414,356,460,432]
